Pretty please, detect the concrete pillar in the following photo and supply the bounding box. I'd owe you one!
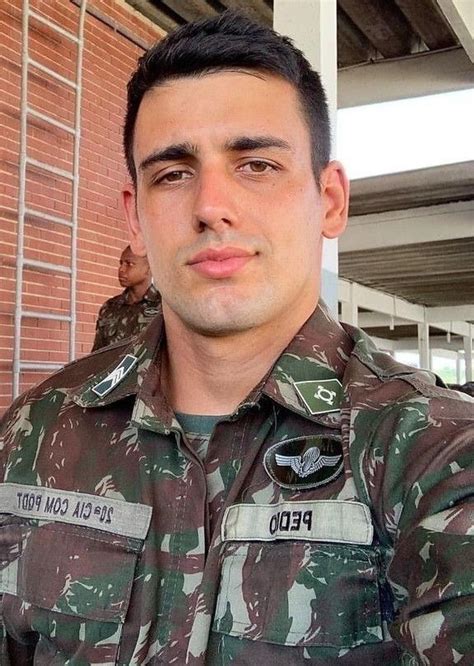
[274,0,339,313]
[456,352,462,383]
[418,323,431,370]
[437,0,474,62]
[340,282,358,325]
[464,331,473,381]
[341,300,358,326]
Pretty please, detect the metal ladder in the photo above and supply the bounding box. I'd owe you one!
[13,0,88,399]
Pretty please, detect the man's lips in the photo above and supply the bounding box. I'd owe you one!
[187,247,255,279]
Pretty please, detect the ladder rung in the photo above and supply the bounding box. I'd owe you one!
[25,207,73,228]
[27,107,76,135]
[29,9,80,44]
[28,57,77,89]
[23,258,72,275]
[26,157,74,181]
[22,310,72,322]
[20,362,64,371]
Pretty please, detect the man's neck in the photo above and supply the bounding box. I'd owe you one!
[161,304,316,415]
[126,282,150,304]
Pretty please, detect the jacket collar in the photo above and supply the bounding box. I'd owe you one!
[72,315,164,407]
[119,283,160,305]
[143,283,161,303]
[72,301,353,431]
[260,301,353,426]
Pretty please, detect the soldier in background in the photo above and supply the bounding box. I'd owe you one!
[91,245,160,351]
[449,381,474,397]
[0,11,472,666]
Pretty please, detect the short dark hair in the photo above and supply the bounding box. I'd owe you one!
[124,11,331,186]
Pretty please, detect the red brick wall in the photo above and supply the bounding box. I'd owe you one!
[0,0,164,413]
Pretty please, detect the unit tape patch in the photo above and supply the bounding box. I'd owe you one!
[222,500,373,546]
[0,482,152,540]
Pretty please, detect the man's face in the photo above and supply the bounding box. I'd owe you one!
[124,71,347,336]
[118,247,150,289]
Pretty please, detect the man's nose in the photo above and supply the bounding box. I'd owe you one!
[192,167,239,233]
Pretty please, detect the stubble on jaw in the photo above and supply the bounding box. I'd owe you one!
[160,282,281,338]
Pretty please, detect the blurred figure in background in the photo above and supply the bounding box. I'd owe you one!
[449,381,474,397]
[91,245,160,351]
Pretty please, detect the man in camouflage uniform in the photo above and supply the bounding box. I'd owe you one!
[91,245,161,351]
[1,11,473,665]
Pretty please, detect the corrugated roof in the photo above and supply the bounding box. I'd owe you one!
[127,0,459,67]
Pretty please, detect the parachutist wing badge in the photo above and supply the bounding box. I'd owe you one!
[275,453,304,476]
[275,446,340,478]
[313,454,343,471]
[268,437,343,488]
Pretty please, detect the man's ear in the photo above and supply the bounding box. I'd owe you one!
[122,183,147,257]
[319,161,350,240]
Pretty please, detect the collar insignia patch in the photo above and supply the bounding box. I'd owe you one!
[293,378,342,415]
[92,354,138,398]
[264,435,343,489]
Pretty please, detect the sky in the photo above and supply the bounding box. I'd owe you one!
[336,88,474,179]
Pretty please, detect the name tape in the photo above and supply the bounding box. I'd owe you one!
[0,482,152,540]
[221,500,373,545]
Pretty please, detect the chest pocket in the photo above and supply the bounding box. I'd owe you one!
[0,515,142,664]
[212,541,384,650]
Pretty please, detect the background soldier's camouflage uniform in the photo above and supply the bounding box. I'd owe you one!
[0,303,472,664]
[91,284,161,351]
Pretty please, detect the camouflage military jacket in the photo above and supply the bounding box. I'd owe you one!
[91,284,161,351]
[1,304,473,665]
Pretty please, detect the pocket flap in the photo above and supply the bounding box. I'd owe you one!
[0,519,141,623]
[213,542,384,648]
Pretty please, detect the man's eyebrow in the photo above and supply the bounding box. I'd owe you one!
[225,135,292,152]
[139,136,292,172]
[139,142,197,172]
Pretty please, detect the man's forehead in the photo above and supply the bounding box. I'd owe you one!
[144,67,283,95]
[137,69,300,124]
[134,71,307,163]
[121,248,141,262]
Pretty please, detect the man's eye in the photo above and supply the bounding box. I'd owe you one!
[240,161,275,174]
[158,170,192,184]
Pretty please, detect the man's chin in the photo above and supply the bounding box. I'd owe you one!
[169,305,268,338]
[188,321,251,337]
[162,288,276,337]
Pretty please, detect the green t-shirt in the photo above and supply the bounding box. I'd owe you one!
[175,413,227,460]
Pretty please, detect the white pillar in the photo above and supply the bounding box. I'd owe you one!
[341,299,358,326]
[274,0,339,313]
[418,323,431,370]
[437,0,474,62]
[340,282,358,325]
[456,352,462,383]
[464,331,473,381]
